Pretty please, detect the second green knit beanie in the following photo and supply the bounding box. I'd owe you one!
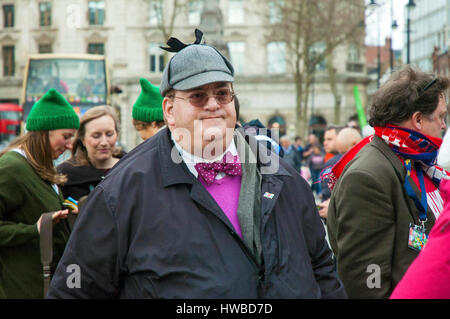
[132,78,164,123]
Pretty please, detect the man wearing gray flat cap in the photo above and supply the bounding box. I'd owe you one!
[47,29,346,299]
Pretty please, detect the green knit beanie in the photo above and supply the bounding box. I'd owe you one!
[132,78,164,123]
[26,88,80,131]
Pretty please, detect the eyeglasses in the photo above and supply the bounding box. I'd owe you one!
[173,89,235,107]
[416,78,437,100]
[423,78,437,92]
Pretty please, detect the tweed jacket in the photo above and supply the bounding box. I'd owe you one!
[327,135,437,298]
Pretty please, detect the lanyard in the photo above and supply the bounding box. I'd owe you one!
[404,159,428,224]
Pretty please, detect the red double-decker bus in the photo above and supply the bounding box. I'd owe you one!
[0,103,22,150]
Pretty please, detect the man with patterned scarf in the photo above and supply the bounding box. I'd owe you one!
[326,65,449,298]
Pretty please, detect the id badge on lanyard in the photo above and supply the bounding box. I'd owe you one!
[404,159,429,252]
[408,223,428,252]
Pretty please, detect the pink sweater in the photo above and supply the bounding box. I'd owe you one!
[390,178,450,299]
[199,174,242,238]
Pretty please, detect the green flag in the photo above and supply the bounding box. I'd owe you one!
[353,85,367,128]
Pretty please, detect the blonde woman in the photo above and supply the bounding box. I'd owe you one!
[57,105,123,202]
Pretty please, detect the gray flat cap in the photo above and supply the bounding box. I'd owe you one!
[160,44,234,96]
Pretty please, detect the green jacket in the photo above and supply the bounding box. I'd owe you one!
[0,151,70,298]
[327,136,437,298]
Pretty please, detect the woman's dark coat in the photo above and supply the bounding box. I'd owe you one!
[57,161,108,201]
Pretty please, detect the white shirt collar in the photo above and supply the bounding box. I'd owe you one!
[171,134,238,178]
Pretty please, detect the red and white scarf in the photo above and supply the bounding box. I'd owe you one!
[324,125,449,191]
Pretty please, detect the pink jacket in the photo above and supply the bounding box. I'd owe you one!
[390,178,450,299]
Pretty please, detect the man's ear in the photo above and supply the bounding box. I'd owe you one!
[162,97,175,126]
[411,111,423,131]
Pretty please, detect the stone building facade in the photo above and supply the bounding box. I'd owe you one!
[0,0,369,150]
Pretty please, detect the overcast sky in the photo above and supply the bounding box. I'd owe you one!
[365,0,408,50]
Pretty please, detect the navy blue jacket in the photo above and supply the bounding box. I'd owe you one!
[47,128,346,299]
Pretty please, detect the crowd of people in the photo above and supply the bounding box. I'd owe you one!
[278,124,362,210]
[1,28,450,299]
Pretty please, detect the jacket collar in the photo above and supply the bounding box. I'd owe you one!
[371,135,406,180]
[158,128,196,187]
[58,162,108,186]
[158,126,291,188]
[371,135,436,226]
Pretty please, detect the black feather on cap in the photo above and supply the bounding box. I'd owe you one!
[160,29,204,53]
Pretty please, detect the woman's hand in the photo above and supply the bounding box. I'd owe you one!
[36,209,69,234]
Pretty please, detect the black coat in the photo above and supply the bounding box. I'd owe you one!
[47,128,346,299]
[57,161,109,201]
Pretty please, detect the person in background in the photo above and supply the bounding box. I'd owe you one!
[47,29,345,299]
[307,144,325,197]
[317,126,343,220]
[0,88,79,298]
[318,127,362,220]
[302,133,320,162]
[390,128,450,299]
[327,66,449,298]
[132,78,165,141]
[320,126,343,200]
[346,114,361,133]
[279,135,291,154]
[280,135,302,172]
[336,127,362,155]
[294,136,304,162]
[323,126,342,164]
[57,105,122,205]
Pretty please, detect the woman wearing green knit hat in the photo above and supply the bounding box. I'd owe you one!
[0,88,80,298]
[132,78,165,141]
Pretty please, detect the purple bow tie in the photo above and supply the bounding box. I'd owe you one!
[194,152,242,185]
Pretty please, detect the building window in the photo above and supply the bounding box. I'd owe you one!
[88,43,104,55]
[149,43,164,73]
[88,1,105,25]
[149,0,162,25]
[3,4,14,28]
[267,42,286,74]
[228,0,243,25]
[346,43,362,73]
[310,42,326,72]
[346,62,363,73]
[3,46,15,76]
[269,0,283,24]
[39,2,52,27]
[348,43,360,62]
[228,42,245,73]
[188,0,202,26]
[38,44,52,53]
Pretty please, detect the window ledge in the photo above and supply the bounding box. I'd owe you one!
[0,27,20,33]
[31,27,58,32]
[85,25,110,30]
[0,77,22,85]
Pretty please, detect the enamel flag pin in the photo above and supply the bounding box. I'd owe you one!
[264,192,274,199]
